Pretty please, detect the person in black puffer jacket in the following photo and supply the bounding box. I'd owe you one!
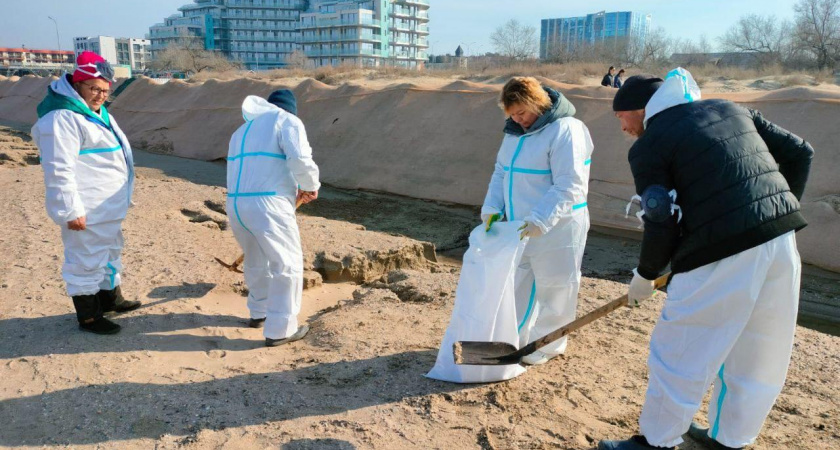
[598,69,814,450]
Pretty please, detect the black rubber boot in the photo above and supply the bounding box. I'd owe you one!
[598,436,674,450]
[99,286,141,313]
[72,294,121,335]
[687,422,744,449]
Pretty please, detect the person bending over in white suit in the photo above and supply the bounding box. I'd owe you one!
[482,77,593,366]
[226,90,320,347]
[599,69,814,450]
[32,51,140,335]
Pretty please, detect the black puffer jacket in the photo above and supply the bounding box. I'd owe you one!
[630,99,814,279]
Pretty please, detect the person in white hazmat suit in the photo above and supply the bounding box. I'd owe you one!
[482,77,593,366]
[599,69,813,450]
[31,51,140,335]
[226,90,320,347]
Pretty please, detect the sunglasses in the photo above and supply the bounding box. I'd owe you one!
[76,61,116,83]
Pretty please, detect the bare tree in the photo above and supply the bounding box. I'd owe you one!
[794,0,840,69]
[286,50,310,69]
[671,34,716,66]
[697,34,714,54]
[491,19,538,61]
[150,35,239,75]
[635,27,677,69]
[719,15,792,66]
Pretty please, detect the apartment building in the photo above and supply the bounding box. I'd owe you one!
[300,0,429,68]
[540,11,651,60]
[74,36,152,71]
[148,0,429,70]
[0,48,74,71]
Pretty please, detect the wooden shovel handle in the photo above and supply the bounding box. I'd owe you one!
[531,272,671,350]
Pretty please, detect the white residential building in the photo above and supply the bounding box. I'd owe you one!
[74,36,152,71]
[300,0,429,69]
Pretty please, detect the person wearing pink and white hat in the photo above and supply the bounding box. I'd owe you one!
[31,51,140,335]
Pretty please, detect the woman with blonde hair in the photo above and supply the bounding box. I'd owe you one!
[482,77,593,365]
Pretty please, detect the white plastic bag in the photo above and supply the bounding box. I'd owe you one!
[426,221,529,383]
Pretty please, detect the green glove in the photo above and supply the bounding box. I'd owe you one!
[484,213,502,232]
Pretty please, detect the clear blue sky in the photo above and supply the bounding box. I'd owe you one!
[1,0,797,55]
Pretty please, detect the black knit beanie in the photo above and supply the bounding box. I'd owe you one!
[267,89,297,116]
[612,75,664,111]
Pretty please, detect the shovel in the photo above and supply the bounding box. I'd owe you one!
[214,254,245,273]
[214,197,305,273]
[453,272,671,366]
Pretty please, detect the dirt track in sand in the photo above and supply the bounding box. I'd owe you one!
[0,127,838,449]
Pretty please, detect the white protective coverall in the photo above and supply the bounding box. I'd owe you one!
[482,116,593,356]
[638,68,803,449]
[226,95,320,340]
[31,74,134,297]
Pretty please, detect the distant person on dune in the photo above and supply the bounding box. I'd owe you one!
[614,69,625,88]
[599,68,814,450]
[31,51,140,335]
[601,66,616,87]
[225,90,320,347]
[482,77,593,366]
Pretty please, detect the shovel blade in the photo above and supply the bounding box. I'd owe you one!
[453,341,521,366]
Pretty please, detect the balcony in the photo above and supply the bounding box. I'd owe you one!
[388,23,429,34]
[226,0,307,9]
[227,36,298,43]
[304,48,382,57]
[394,0,429,6]
[390,9,429,21]
[298,33,381,43]
[298,18,382,30]
[391,52,427,60]
[229,46,295,53]
[224,22,299,31]
[146,31,202,40]
[222,13,300,21]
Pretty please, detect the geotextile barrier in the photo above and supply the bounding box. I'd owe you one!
[1,74,838,273]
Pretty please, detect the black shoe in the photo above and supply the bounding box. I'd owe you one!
[598,435,674,450]
[248,318,266,328]
[79,317,122,335]
[265,324,309,347]
[72,294,121,335]
[687,422,743,449]
[99,287,141,313]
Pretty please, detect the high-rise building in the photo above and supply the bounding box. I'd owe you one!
[300,0,429,69]
[74,36,152,71]
[148,0,429,70]
[540,11,651,60]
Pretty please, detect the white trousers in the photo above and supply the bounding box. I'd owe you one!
[641,231,801,448]
[228,196,303,340]
[60,219,124,297]
[516,210,589,355]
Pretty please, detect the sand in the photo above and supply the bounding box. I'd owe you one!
[0,126,838,449]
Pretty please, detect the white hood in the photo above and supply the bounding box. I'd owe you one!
[644,67,702,128]
[242,95,282,122]
[50,73,87,103]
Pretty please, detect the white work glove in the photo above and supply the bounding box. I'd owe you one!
[482,213,502,232]
[518,221,544,240]
[627,268,656,307]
